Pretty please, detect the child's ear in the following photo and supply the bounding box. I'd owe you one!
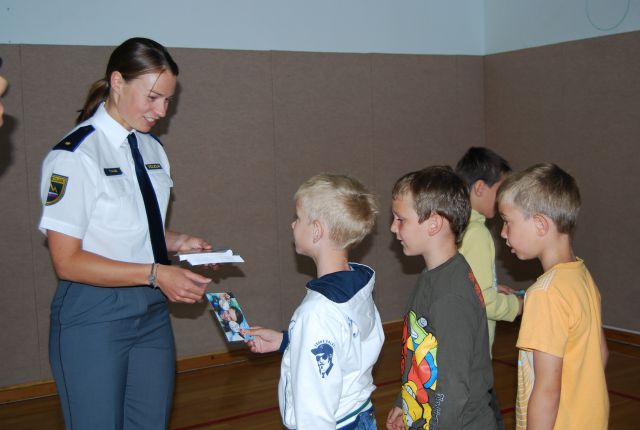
[312,220,323,243]
[472,180,486,197]
[427,213,444,236]
[533,213,549,236]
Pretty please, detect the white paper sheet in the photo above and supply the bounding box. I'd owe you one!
[176,249,244,265]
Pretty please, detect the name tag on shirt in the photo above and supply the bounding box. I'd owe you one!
[104,167,123,176]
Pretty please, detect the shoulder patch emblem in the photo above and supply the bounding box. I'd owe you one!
[145,163,162,170]
[311,342,335,378]
[104,167,123,176]
[46,174,68,205]
[53,125,95,152]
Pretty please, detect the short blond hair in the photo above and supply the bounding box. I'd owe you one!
[497,163,581,234]
[295,174,378,249]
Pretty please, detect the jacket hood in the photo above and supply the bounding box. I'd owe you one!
[307,263,377,336]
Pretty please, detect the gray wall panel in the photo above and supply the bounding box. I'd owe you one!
[163,49,279,357]
[562,34,640,332]
[7,32,637,387]
[485,32,640,331]
[0,45,41,385]
[453,56,485,149]
[370,54,478,321]
[21,46,112,382]
[271,51,376,323]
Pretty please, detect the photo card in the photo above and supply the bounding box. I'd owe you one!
[206,292,253,342]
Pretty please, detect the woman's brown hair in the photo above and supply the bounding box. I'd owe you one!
[76,37,179,124]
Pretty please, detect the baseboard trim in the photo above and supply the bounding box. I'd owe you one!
[604,327,640,347]
[0,380,58,404]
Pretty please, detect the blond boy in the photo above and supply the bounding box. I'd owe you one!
[386,166,497,430]
[497,163,609,429]
[245,174,384,430]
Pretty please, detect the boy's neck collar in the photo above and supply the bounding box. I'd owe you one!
[314,250,350,278]
[539,234,575,271]
[469,208,487,221]
[422,241,458,271]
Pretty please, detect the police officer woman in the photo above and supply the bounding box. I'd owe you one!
[39,38,212,430]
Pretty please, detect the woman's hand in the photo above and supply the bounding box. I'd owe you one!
[156,264,211,303]
[165,230,220,270]
[165,231,212,253]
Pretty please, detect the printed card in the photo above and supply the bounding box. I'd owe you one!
[206,292,253,342]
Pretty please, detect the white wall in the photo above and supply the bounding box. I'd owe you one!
[2,2,640,62]
[484,0,640,54]
[0,0,485,55]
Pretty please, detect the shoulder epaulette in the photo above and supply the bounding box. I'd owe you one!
[52,125,95,152]
[148,132,164,147]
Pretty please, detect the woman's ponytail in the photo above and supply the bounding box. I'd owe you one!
[76,78,109,124]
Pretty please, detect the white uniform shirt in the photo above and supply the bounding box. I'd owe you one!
[39,103,173,264]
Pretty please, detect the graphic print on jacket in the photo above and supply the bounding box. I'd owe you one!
[311,342,335,378]
[401,311,439,429]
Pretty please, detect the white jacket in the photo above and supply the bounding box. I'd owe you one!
[279,263,384,429]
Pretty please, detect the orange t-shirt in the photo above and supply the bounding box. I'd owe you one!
[515,259,609,429]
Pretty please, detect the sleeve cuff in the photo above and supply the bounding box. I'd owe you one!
[278,330,289,354]
[504,293,521,321]
[39,218,85,239]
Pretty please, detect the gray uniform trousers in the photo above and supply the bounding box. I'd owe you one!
[49,281,175,430]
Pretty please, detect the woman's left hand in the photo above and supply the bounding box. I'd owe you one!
[166,231,212,252]
[166,231,220,269]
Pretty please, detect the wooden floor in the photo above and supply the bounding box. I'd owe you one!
[1,321,638,429]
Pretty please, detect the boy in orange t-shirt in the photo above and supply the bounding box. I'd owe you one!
[497,163,609,429]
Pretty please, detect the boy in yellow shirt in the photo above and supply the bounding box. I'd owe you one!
[497,163,609,429]
[456,147,523,352]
